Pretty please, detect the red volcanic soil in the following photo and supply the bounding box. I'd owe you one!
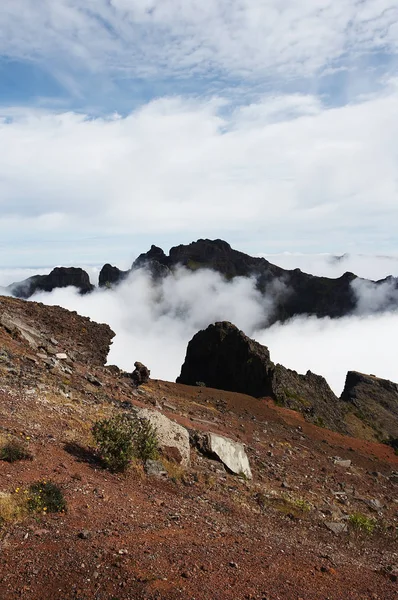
[0,296,397,599]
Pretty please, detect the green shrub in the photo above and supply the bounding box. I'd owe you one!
[0,438,33,463]
[27,481,67,513]
[92,413,158,472]
[348,512,376,534]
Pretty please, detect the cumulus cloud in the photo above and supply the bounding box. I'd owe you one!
[1,83,398,265]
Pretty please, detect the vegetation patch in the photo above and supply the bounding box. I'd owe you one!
[348,512,376,534]
[27,481,67,514]
[92,413,159,472]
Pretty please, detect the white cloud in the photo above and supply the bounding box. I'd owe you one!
[0,85,398,263]
[26,264,398,397]
[32,267,281,379]
[255,312,398,395]
[0,1,397,80]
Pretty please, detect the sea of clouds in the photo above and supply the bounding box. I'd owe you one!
[0,253,397,396]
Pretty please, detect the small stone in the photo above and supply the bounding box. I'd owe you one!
[56,353,68,360]
[229,561,238,568]
[333,459,352,468]
[78,530,91,540]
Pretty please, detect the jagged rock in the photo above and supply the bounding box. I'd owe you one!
[177,322,347,433]
[205,432,252,479]
[135,408,190,466]
[132,239,390,322]
[133,245,171,279]
[98,264,129,288]
[177,322,275,398]
[341,371,398,440]
[131,362,150,386]
[9,267,94,299]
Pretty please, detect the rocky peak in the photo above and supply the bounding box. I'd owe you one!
[177,322,348,433]
[9,267,94,299]
[98,264,129,288]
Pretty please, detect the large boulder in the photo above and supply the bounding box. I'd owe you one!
[341,371,398,440]
[135,408,190,466]
[131,361,150,386]
[178,322,348,433]
[9,267,94,299]
[177,321,275,398]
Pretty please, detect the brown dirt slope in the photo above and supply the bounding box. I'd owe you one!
[0,295,397,600]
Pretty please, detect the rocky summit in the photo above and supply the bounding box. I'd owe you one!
[178,321,398,442]
[9,267,94,298]
[0,296,398,600]
[10,239,398,324]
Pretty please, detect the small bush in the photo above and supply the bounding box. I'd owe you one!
[349,512,376,534]
[27,481,67,513]
[0,438,33,463]
[92,413,158,472]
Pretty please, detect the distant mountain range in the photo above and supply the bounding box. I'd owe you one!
[8,239,398,324]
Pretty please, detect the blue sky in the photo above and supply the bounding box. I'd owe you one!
[1,0,398,267]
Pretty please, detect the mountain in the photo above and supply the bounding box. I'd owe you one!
[10,239,398,323]
[9,267,94,298]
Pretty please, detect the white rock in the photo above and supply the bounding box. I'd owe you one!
[206,433,252,479]
[135,408,190,466]
[55,353,68,360]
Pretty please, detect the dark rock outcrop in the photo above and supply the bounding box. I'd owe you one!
[9,267,94,299]
[132,239,397,322]
[132,245,171,279]
[98,264,129,288]
[131,361,150,386]
[177,321,275,398]
[177,322,348,433]
[341,371,398,440]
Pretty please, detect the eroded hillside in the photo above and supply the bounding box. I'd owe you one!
[0,296,397,600]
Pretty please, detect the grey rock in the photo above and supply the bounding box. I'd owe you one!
[325,522,347,534]
[145,459,167,477]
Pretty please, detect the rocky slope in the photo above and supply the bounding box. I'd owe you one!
[178,322,398,442]
[0,296,398,600]
[1,296,398,598]
[10,239,398,324]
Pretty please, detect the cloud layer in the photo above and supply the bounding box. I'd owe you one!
[24,258,397,397]
[1,0,398,81]
[1,82,398,265]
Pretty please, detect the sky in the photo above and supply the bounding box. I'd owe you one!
[1,1,398,267]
